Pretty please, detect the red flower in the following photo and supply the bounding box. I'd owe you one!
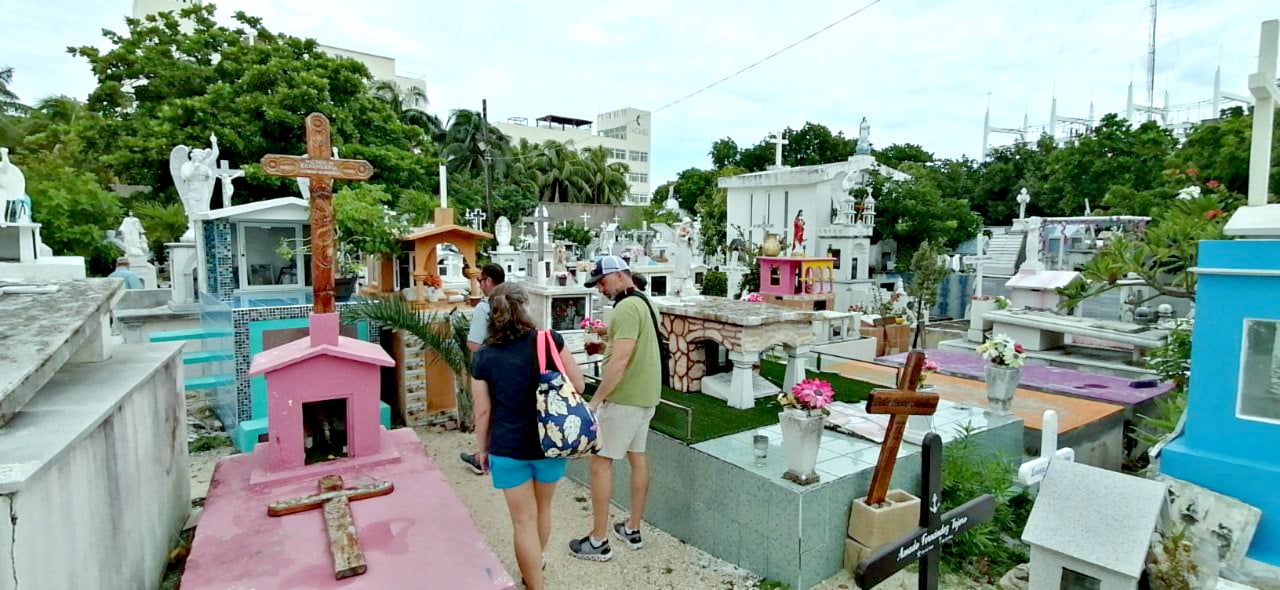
[1205,209,1223,220]
[1014,343,1025,354]
[1187,168,1199,176]
[1207,180,1221,190]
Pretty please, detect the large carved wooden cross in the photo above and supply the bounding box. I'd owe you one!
[268,475,394,579]
[856,433,996,590]
[864,350,939,506]
[261,113,374,314]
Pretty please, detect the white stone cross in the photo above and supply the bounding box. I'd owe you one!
[612,214,621,225]
[464,207,486,231]
[580,212,591,225]
[770,131,788,168]
[1247,20,1279,208]
[1016,188,1031,220]
[1017,410,1075,486]
[214,160,244,209]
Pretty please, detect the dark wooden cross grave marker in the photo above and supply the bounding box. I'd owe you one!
[855,433,996,589]
[864,350,940,505]
[267,475,395,580]
[261,113,374,315]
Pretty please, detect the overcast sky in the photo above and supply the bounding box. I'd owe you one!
[5,1,1277,185]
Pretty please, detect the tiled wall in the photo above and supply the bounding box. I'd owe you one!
[229,302,380,423]
[202,220,235,300]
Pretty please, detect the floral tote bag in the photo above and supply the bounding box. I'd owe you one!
[535,330,598,458]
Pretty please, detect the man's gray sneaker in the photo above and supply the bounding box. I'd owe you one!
[613,522,643,549]
[568,535,613,561]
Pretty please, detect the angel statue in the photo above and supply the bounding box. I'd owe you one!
[0,147,26,224]
[169,134,220,219]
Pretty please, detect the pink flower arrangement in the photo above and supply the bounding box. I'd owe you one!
[745,293,764,303]
[1206,179,1221,190]
[780,378,835,412]
[914,358,941,389]
[579,318,606,330]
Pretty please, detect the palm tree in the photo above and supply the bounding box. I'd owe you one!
[370,80,443,143]
[21,95,88,152]
[579,146,630,205]
[343,295,479,431]
[0,67,29,147]
[531,140,590,203]
[443,109,510,176]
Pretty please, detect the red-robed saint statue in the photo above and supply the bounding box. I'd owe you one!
[792,210,806,253]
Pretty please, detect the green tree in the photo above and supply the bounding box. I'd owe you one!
[20,151,122,274]
[443,109,510,177]
[132,200,188,263]
[865,172,984,262]
[1044,115,1177,217]
[578,146,629,205]
[0,66,29,147]
[735,122,859,172]
[68,5,433,205]
[972,136,1054,224]
[334,184,408,258]
[907,240,949,348]
[875,142,934,170]
[709,137,740,169]
[553,221,593,252]
[1172,106,1278,199]
[370,80,443,145]
[530,140,588,203]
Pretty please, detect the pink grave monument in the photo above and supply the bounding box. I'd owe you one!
[181,113,515,589]
[757,255,836,311]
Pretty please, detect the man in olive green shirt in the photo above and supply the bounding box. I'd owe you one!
[570,256,661,561]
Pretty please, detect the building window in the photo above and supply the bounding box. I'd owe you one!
[629,150,648,162]
[601,126,628,140]
[611,148,627,160]
[1239,319,1280,423]
[628,173,648,183]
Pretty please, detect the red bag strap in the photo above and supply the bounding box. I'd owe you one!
[537,330,568,375]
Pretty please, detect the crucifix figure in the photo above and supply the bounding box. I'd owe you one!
[261,113,374,314]
[268,475,394,580]
[856,433,996,590]
[214,159,244,209]
[770,131,788,168]
[864,351,940,506]
[1016,410,1075,486]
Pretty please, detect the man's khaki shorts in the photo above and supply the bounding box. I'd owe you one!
[595,402,657,460]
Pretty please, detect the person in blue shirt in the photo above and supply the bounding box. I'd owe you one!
[108,257,145,289]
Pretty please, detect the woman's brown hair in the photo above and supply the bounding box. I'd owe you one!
[485,282,536,345]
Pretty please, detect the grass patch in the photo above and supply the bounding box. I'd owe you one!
[587,360,875,444]
[188,434,232,453]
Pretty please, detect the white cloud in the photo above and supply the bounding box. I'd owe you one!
[2,0,1276,187]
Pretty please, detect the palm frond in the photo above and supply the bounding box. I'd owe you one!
[343,295,465,373]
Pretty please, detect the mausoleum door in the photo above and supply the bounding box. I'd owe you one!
[237,222,305,290]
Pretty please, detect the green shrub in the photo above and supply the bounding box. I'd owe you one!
[701,270,728,297]
[939,426,1032,582]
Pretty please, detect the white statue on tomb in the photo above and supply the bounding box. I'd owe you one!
[117,212,150,258]
[0,147,26,224]
[856,117,872,155]
[841,170,861,192]
[495,216,513,250]
[1016,188,1031,219]
[977,232,989,257]
[169,135,220,218]
[664,185,680,212]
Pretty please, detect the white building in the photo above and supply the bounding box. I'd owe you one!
[719,154,909,310]
[132,0,428,104]
[495,108,652,206]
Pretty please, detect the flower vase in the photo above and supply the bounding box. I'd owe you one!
[778,408,823,485]
[576,269,588,285]
[761,233,783,257]
[984,364,1021,414]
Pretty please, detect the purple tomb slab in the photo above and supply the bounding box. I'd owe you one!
[878,349,1173,406]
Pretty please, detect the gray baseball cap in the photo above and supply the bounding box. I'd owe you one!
[583,255,630,287]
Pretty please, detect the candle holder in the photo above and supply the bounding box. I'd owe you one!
[753,434,769,467]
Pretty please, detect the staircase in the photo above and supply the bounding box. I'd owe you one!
[149,327,234,392]
[984,232,1025,276]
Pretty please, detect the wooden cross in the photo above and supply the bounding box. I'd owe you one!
[261,113,374,314]
[268,475,394,580]
[1016,410,1075,486]
[856,433,996,590]
[864,350,939,506]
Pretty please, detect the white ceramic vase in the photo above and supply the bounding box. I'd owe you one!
[778,408,823,484]
[984,364,1021,414]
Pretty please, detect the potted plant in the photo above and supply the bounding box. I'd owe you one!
[914,357,941,391]
[777,378,835,485]
[580,318,607,356]
[976,334,1026,414]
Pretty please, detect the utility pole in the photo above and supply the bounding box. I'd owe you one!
[1147,0,1157,122]
[482,98,493,232]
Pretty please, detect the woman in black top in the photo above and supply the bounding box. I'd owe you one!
[470,282,585,590]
